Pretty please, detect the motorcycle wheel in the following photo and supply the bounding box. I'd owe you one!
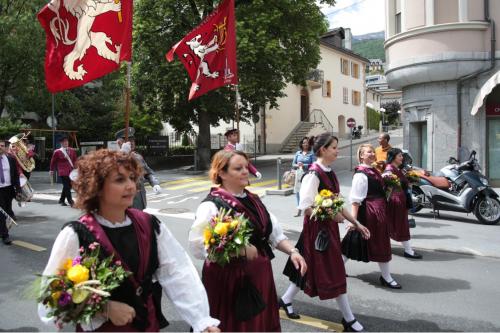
[473,196,500,225]
[411,187,424,213]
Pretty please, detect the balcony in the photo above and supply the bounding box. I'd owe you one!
[306,69,324,89]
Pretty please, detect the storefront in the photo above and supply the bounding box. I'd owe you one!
[486,104,500,186]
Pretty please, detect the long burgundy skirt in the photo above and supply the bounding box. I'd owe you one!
[362,197,392,262]
[387,190,411,242]
[202,255,280,332]
[302,216,347,300]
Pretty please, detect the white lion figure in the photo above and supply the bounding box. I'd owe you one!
[48,0,123,80]
[184,34,220,81]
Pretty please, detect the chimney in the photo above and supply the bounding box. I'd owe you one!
[344,28,352,50]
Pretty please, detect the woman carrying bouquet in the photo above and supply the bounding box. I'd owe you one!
[281,133,369,332]
[383,148,422,259]
[39,149,220,332]
[189,150,307,332]
[342,144,402,289]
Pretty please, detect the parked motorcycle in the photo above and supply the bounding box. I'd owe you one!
[351,125,363,139]
[402,150,500,225]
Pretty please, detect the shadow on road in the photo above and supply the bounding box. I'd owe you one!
[411,234,459,240]
[392,249,475,262]
[414,212,498,226]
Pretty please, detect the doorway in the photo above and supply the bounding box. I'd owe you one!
[338,115,346,138]
[488,118,500,186]
[300,89,309,121]
[409,121,428,169]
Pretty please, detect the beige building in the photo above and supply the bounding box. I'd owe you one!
[220,28,369,154]
[385,0,500,185]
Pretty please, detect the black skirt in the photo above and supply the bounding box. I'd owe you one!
[283,232,307,289]
[341,230,369,262]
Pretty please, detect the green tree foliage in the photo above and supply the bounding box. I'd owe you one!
[0,118,28,139]
[133,0,335,169]
[381,100,401,125]
[352,38,385,62]
[366,107,381,131]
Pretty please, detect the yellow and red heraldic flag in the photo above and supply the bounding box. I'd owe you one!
[166,0,238,100]
[38,0,133,93]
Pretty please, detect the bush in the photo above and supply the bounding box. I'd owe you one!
[366,107,381,131]
[181,133,190,146]
[169,145,195,156]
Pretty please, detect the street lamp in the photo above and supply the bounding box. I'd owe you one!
[379,107,386,132]
[397,110,402,126]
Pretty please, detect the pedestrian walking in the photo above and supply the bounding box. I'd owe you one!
[38,149,220,332]
[223,128,262,179]
[383,148,422,259]
[0,139,21,245]
[281,133,369,332]
[115,128,162,210]
[342,144,402,289]
[292,137,316,217]
[49,136,77,207]
[189,149,306,332]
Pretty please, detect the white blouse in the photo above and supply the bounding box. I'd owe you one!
[350,164,372,204]
[298,161,331,210]
[189,197,288,260]
[38,214,220,332]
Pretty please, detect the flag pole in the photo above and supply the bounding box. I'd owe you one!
[235,84,240,131]
[124,62,131,141]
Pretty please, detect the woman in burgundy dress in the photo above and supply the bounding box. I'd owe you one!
[383,148,422,259]
[281,133,370,332]
[189,150,307,332]
[342,144,402,289]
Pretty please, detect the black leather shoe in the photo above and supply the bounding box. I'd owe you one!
[404,251,423,259]
[2,237,12,245]
[278,298,300,319]
[60,202,68,206]
[379,276,402,289]
[342,318,363,332]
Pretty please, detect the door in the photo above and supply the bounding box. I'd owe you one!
[338,115,346,138]
[488,118,500,186]
[300,89,309,121]
[420,122,427,169]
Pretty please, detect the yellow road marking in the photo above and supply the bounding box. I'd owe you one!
[160,176,207,186]
[248,179,277,187]
[187,179,279,193]
[279,309,343,332]
[12,240,46,252]
[166,180,213,190]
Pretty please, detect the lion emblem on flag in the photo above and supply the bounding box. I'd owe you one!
[47,0,123,80]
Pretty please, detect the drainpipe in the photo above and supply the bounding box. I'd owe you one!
[456,0,496,155]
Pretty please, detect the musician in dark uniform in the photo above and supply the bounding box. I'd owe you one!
[115,128,162,210]
[0,139,21,245]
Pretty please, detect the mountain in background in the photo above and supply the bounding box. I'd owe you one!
[352,30,385,61]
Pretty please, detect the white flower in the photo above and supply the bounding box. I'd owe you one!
[321,199,333,208]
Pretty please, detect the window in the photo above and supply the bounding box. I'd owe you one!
[352,90,361,106]
[343,87,349,104]
[395,13,401,34]
[351,63,360,79]
[341,58,349,75]
[325,81,332,98]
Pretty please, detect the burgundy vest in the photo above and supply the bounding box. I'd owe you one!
[308,163,340,194]
[77,209,160,332]
[355,165,385,199]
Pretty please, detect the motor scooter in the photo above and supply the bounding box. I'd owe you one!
[351,125,363,139]
[402,150,500,225]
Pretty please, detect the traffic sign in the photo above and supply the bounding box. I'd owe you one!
[346,117,356,128]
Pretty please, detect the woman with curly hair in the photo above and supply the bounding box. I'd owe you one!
[39,149,220,332]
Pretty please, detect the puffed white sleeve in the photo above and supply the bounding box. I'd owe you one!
[350,173,368,204]
[268,212,288,248]
[189,201,219,260]
[38,227,107,331]
[155,222,220,332]
[298,173,320,210]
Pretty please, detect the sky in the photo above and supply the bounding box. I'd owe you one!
[319,0,385,36]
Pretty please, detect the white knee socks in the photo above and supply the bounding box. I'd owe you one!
[378,261,398,286]
[281,283,301,312]
[336,294,363,331]
[402,240,414,255]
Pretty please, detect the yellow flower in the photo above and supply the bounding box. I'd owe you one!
[66,264,89,284]
[63,258,73,271]
[210,238,216,244]
[203,228,212,243]
[214,222,230,236]
[319,189,332,197]
[51,291,61,302]
[314,194,323,204]
[230,220,239,229]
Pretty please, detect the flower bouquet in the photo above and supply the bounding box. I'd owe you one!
[383,173,402,201]
[38,242,130,328]
[310,189,345,222]
[405,170,421,185]
[204,208,253,266]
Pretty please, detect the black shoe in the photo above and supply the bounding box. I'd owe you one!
[278,298,300,319]
[379,276,402,289]
[342,318,363,332]
[2,237,12,245]
[404,251,422,259]
[68,201,75,208]
[60,202,68,206]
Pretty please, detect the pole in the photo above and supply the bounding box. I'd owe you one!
[124,62,131,141]
[350,128,353,171]
[254,120,257,163]
[51,93,56,186]
[277,157,282,190]
[235,85,240,131]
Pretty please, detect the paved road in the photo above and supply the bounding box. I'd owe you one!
[2,130,499,331]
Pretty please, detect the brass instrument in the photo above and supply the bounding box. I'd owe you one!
[8,132,35,172]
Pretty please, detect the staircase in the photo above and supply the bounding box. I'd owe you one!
[279,109,334,153]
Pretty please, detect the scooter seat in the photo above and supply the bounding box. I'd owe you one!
[419,175,451,190]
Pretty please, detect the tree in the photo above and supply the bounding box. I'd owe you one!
[381,100,401,125]
[133,0,335,169]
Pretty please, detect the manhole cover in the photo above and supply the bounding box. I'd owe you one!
[160,208,190,214]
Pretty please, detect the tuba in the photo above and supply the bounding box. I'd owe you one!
[8,132,35,172]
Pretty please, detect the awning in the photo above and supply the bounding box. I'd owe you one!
[471,70,500,116]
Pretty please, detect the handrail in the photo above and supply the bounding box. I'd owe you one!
[279,121,308,151]
[305,109,333,134]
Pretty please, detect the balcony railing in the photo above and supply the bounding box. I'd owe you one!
[306,69,324,89]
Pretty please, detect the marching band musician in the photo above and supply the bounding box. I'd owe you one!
[0,139,21,245]
[50,136,77,207]
[115,128,162,210]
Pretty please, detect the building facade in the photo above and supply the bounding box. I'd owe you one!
[385,0,500,185]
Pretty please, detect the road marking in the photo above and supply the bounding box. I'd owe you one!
[33,193,59,201]
[166,180,212,190]
[279,310,343,331]
[248,179,278,187]
[461,247,484,256]
[12,240,46,252]
[167,196,199,204]
[159,176,207,186]
[144,208,196,220]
